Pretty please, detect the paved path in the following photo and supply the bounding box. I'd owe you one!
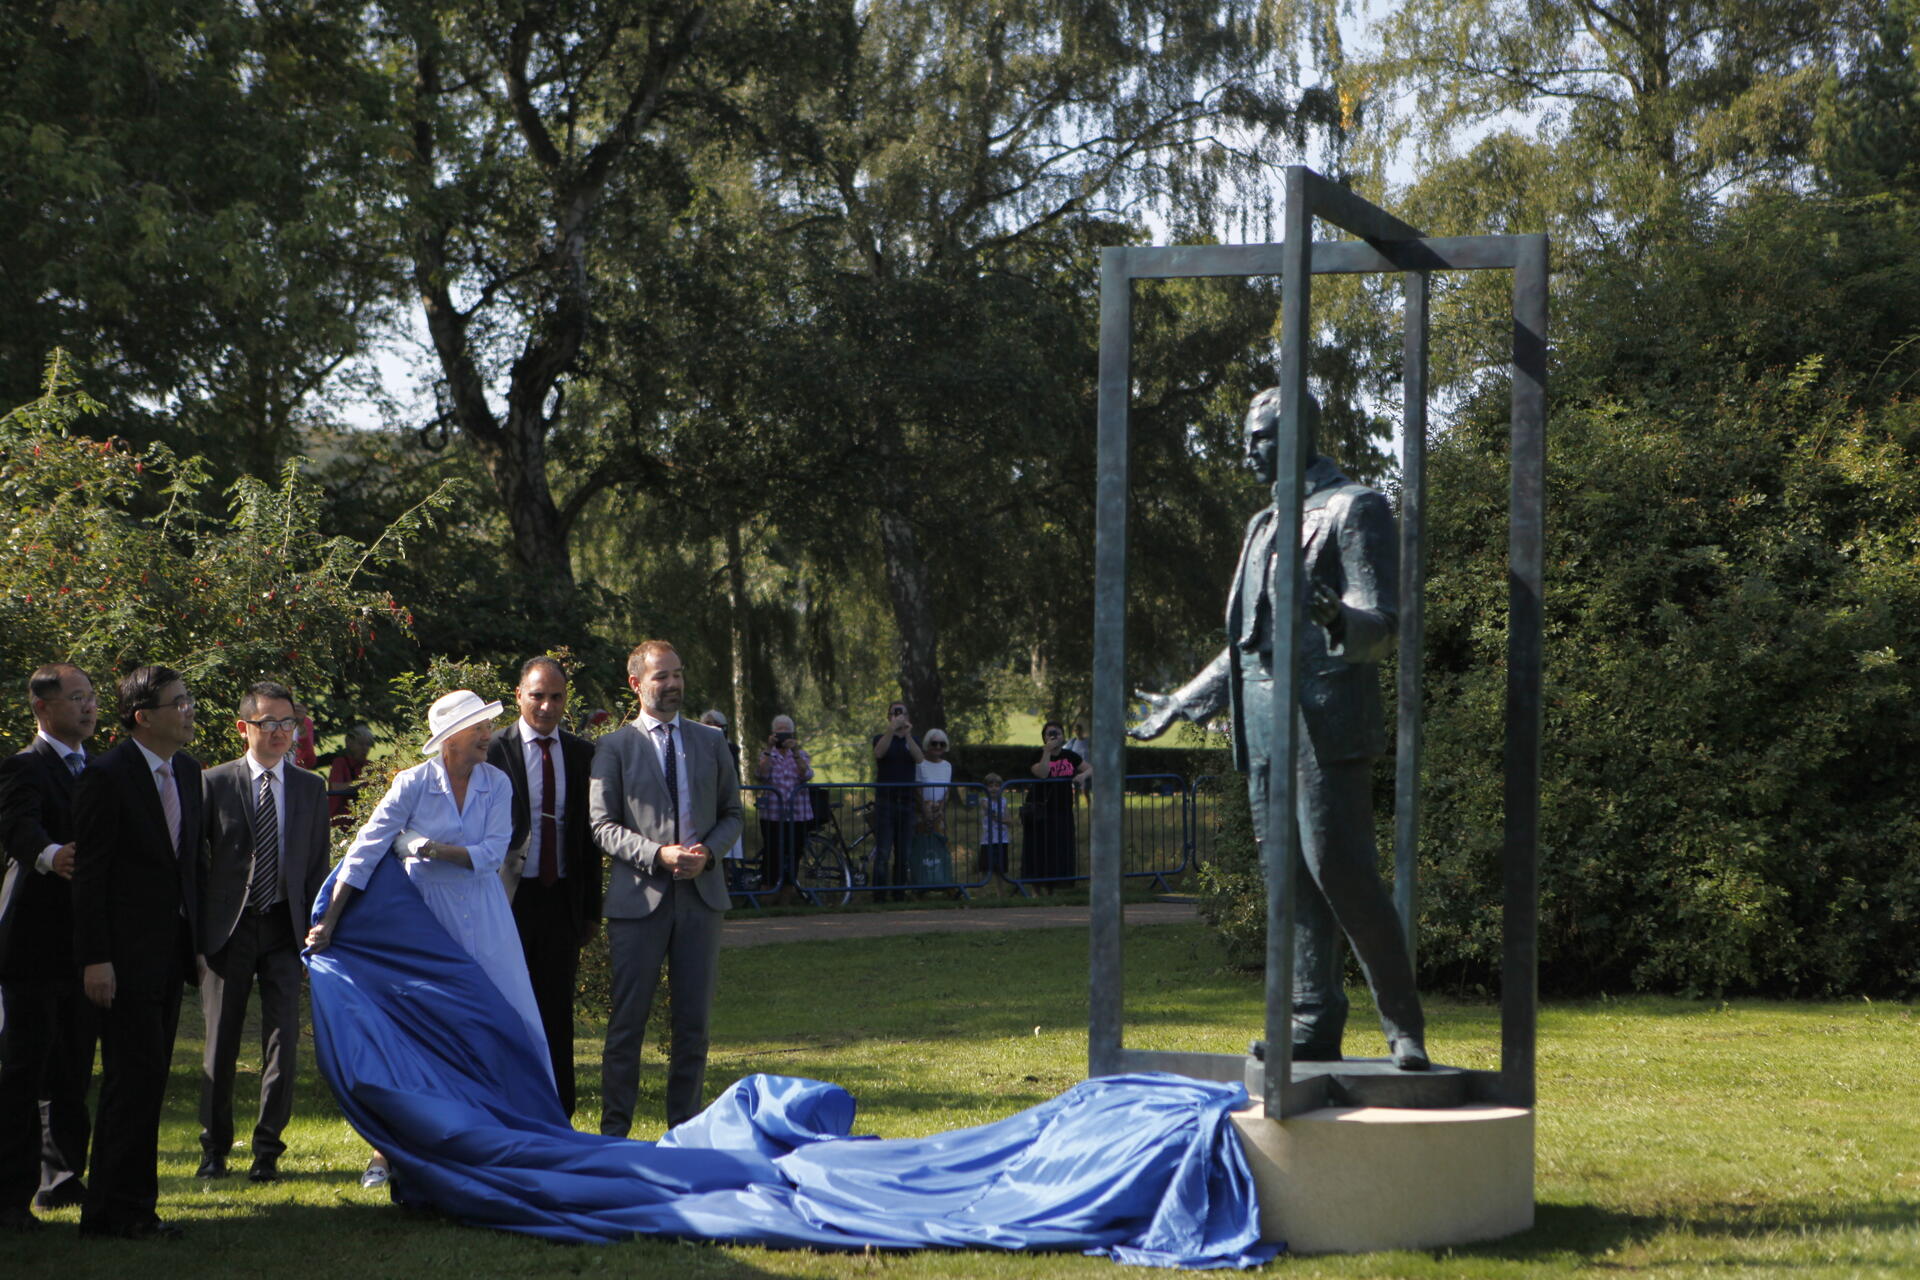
[720,901,1199,948]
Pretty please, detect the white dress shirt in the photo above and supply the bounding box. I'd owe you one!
[517,719,567,878]
[635,709,696,846]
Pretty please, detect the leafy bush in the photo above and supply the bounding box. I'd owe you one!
[0,352,459,759]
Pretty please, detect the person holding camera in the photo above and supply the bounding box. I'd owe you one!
[752,716,812,891]
[868,703,923,901]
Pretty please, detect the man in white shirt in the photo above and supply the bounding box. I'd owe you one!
[486,657,601,1118]
[195,681,330,1183]
[72,664,203,1239]
[589,641,740,1132]
[0,664,99,1227]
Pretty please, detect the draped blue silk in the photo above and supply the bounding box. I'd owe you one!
[306,856,1278,1267]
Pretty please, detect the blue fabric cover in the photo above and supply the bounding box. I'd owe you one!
[306,855,1278,1267]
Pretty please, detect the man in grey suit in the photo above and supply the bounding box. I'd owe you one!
[590,641,740,1133]
[195,681,330,1182]
[1132,388,1428,1070]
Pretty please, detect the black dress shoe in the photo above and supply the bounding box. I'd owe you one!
[196,1155,230,1179]
[247,1159,279,1184]
[32,1179,85,1210]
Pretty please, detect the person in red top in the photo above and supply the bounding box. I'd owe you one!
[290,706,319,772]
[326,724,374,829]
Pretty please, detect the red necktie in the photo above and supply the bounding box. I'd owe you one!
[536,736,558,885]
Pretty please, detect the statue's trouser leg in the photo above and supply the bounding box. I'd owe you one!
[1244,678,1348,1053]
[1295,747,1425,1048]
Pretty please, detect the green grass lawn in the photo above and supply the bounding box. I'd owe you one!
[12,922,1918,1278]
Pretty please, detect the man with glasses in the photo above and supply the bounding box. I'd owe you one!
[0,664,100,1229]
[72,665,203,1239]
[195,681,329,1183]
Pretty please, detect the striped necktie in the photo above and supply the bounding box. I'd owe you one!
[250,771,280,913]
[155,763,182,854]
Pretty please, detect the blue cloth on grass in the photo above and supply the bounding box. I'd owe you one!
[306,855,1278,1267]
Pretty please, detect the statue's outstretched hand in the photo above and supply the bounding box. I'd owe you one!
[1130,689,1182,741]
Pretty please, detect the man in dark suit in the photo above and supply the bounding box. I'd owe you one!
[72,665,202,1240]
[196,681,329,1183]
[486,656,600,1117]
[1131,389,1428,1070]
[590,641,740,1133]
[0,664,99,1229]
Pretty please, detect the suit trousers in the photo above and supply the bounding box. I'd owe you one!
[601,881,721,1136]
[510,877,581,1117]
[199,909,302,1161]
[1243,676,1424,1054]
[0,974,94,1211]
[82,918,189,1230]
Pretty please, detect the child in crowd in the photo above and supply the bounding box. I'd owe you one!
[979,773,1009,877]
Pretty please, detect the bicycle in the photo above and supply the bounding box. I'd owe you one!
[794,793,874,906]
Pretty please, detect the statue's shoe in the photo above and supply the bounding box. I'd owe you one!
[1389,1035,1430,1071]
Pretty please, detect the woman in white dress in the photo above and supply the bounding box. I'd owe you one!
[306,690,550,1185]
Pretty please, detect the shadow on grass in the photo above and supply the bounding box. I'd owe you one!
[1444,1198,1920,1262]
[10,1198,803,1280]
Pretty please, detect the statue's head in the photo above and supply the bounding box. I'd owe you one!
[1243,387,1320,487]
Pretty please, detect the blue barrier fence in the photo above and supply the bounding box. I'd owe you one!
[725,774,1223,908]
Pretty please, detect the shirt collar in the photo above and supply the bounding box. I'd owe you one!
[426,756,494,796]
[132,738,170,774]
[246,754,286,786]
[636,709,681,737]
[36,728,84,761]
[519,718,557,744]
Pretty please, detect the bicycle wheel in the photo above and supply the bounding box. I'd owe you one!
[795,832,853,906]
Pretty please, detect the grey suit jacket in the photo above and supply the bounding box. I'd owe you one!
[590,717,740,918]
[199,756,331,967]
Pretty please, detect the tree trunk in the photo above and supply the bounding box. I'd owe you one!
[724,519,754,740]
[877,507,946,731]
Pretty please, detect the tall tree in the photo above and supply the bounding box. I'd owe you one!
[356,0,729,596]
[732,0,1308,726]
[0,0,395,476]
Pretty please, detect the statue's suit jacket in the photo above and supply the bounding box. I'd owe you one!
[198,758,330,970]
[589,718,740,917]
[0,737,83,980]
[1180,456,1399,769]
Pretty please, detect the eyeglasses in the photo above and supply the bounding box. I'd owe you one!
[241,716,299,733]
[143,695,195,713]
[56,692,98,707]
[926,740,948,749]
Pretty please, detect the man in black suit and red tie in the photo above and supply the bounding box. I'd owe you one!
[72,665,203,1240]
[486,656,601,1117]
[195,681,330,1183]
[0,663,100,1230]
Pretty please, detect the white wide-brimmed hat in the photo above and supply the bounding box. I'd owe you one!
[421,689,503,755]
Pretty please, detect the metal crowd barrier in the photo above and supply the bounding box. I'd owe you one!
[726,773,1220,906]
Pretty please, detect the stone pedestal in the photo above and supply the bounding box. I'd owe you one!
[1229,1102,1534,1255]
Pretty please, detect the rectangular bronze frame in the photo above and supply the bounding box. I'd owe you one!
[1087,166,1549,1116]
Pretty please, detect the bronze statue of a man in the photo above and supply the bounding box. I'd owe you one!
[1132,387,1428,1070]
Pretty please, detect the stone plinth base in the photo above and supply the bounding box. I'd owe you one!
[1229,1102,1533,1255]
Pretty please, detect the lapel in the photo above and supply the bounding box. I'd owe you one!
[280,763,307,855]
[31,736,79,803]
[501,721,533,832]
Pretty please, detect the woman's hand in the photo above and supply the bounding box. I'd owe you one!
[306,920,334,951]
